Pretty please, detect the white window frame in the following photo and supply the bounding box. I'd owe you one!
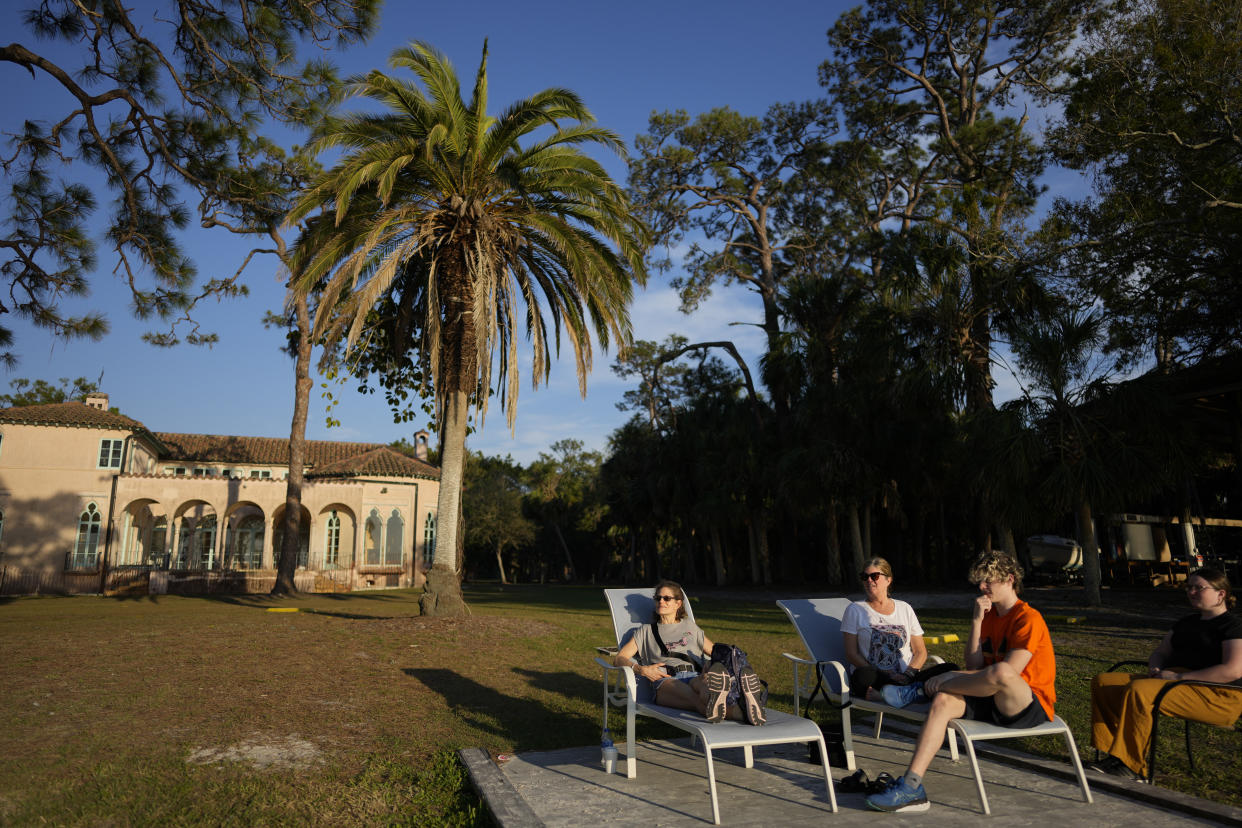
[324,511,341,569]
[69,502,103,569]
[97,439,123,469]
[422,513,437,568]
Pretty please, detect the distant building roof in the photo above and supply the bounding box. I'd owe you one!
[0,402,438,480]
[0,401,166,451]
[307,445,439,480]
[0,400,148,430]
[154,433,439,479]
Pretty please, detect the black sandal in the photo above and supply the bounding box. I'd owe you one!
[867,771,896,794]
[837,768,870,793]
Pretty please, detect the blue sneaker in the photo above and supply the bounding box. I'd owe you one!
[865,775,930,812]
[881,682,927,708]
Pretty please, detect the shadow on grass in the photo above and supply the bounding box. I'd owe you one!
[405,667,598,751]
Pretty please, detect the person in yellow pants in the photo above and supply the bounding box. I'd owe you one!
[1089,567,1242,781]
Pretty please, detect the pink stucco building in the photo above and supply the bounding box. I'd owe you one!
[0,393,440,595]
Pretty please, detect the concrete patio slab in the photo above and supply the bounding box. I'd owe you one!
[464,726,1242,827]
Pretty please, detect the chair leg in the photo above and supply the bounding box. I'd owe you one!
[704,745,721,825]
[1060,725,1095,804]
[840,707,858,771]
[814,735,839,813]
[742,745,754,769]
[945,727,960,762]
[956,729,991,815]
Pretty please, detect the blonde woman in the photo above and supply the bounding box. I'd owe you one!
[842,557,932,700]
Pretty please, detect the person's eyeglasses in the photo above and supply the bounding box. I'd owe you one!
[859,572,883,582]
[655,594,679,602]
[1186,584,1217,593]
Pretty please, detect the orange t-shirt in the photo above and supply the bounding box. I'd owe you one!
[980,599,1056,720]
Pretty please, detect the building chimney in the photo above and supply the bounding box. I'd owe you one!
[414,430,429,461]
[84,392,109,411]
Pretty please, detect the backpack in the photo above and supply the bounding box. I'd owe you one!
[708,642,768,708]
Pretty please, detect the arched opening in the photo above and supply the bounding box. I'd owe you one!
[171,501,219,570]
[271,505,311,569]
[68,503,103,570]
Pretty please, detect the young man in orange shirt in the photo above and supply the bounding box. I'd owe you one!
[866,549,1056,812]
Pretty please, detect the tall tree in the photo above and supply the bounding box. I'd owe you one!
[288,41,648,616]
[1048,0,1242,367]
[995,305,1191,605]
[819,0,1092,413]
[628,104,835,414]
[0,0,378,362]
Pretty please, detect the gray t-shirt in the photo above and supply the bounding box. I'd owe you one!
[631,618,706,673]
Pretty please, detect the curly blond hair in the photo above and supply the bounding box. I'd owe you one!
[968,549,1024,594]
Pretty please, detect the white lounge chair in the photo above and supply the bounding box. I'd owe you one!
[595,587,837,824]
[777,596,1094,815]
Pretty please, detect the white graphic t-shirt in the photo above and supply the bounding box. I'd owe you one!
[840,599,924,673]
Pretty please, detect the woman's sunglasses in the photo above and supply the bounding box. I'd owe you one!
[655,594,680,602]
[859,572,883,582]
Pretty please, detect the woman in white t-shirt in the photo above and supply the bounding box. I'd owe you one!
[842,557,932,700]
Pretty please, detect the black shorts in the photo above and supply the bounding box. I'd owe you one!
[961,695,1049,729]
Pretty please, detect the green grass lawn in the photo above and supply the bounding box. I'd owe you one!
[0,584,1237,825]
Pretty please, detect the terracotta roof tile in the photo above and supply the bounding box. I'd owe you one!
[153,433,438,479]
[307,446,439,480]
[0,401,148,431]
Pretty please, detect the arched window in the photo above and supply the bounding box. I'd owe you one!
[364,509,382,566]
[385,509,404,566]
[422,513,437,568]
[235,516,264,570]
[324,511,341,569]
[70,503,102,569]
[149,517,168,568]
[194,515,218,570]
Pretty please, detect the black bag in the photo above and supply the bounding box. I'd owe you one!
[708,642,768,709]
[802,662,850,766]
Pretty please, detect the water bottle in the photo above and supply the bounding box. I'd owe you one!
[601,727,617,774]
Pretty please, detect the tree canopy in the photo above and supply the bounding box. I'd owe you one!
[0,0,379,363]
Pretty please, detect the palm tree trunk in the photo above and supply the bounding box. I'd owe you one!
[709,524,726,586]
[847,502,866,576]
[683,529,699,583]
[862,501,872,559]
[825,502,843,586]
[1077,498,1102,607]
[421,389,468,617]
[552,522,577,582]
[495,540,507,585]
[747,519,762,585]
[273,293,312,595]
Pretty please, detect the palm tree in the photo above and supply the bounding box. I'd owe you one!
[997,306,1189,605]
[287,41,648,615]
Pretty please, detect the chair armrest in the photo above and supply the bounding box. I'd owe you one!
[596,656,638,693]
[1151,676,1242,716]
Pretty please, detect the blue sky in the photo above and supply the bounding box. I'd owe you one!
[1,0,1032,464]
